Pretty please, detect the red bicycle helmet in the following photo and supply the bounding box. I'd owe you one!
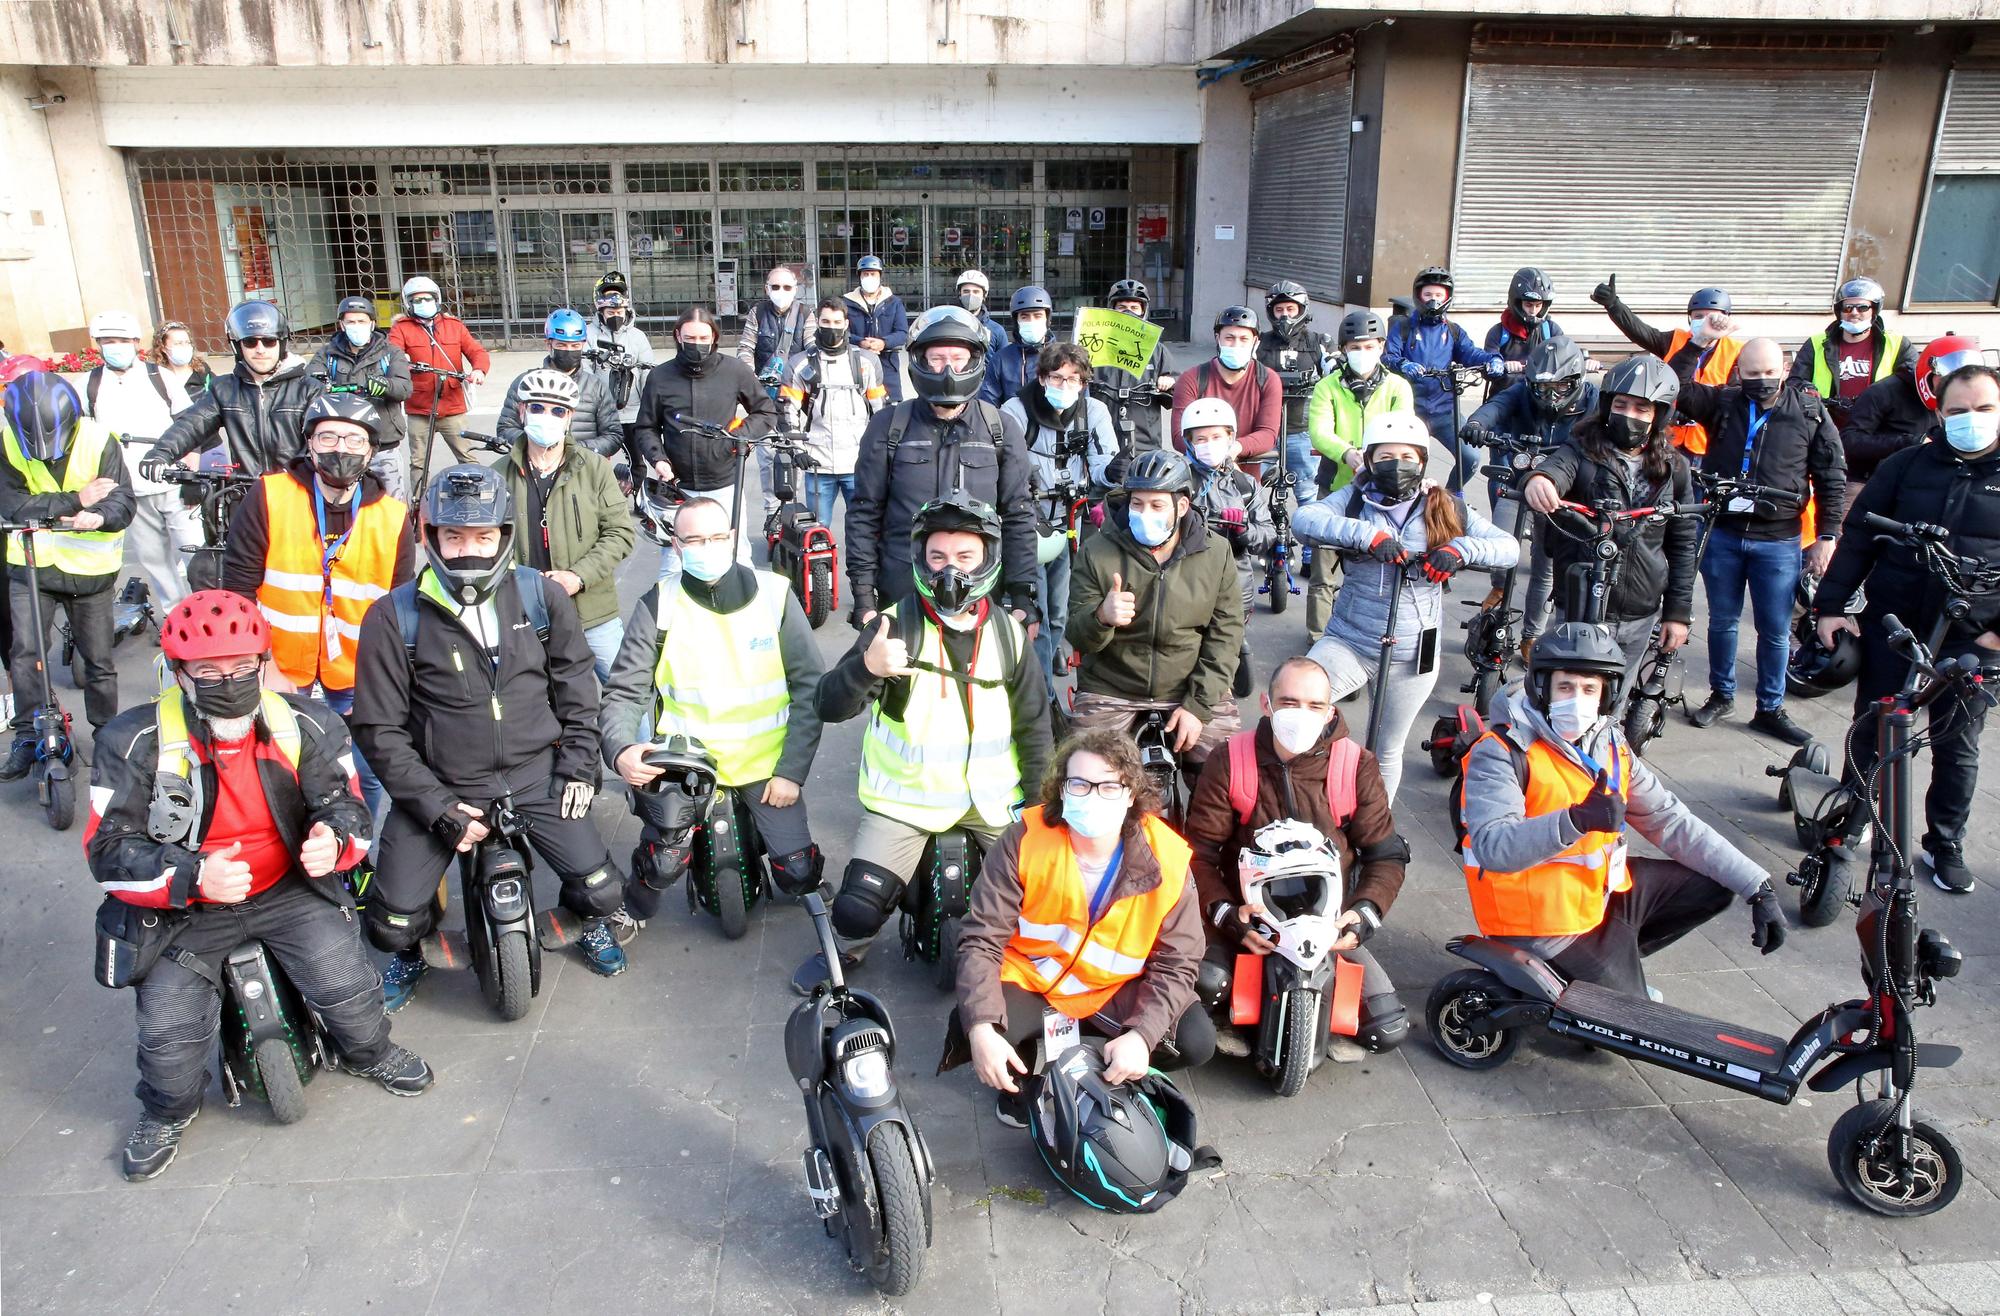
[1916,334,1984,410]
[160,590,270,663]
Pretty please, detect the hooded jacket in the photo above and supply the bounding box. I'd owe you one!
[842,285,911,402]
[628,352,777,490]
[309,331,414,441]
[495,356,624,460]
[151,353,326,475]
[501,439,635,631]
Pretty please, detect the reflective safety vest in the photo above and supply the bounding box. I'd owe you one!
[255,474,407,692]
[1660,331,1745,458]
[1000,811,1192,1019]
[1805,329,1904,400]
[652,569,792,787]
[151,685,304,847]
[1462,732,1632,938]
[2,417,125,577]
[857,604,1025,832]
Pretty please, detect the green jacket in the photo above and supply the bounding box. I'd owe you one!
[1305,370,1414,495]
[1065,498,1245,720]
[504,442,635,630]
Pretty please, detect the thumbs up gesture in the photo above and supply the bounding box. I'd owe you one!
[863,613,914,678]
[1098,571,1138,628]
[1591,273,1618,308]
[198,841,254,904]
[1566,769,1626,836]
[298,821,341,878]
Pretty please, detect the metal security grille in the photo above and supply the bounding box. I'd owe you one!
[1245,72,1352,304]
[1452,63,1872,312]
[129,145,1176,353]
[1934,68,2000,173]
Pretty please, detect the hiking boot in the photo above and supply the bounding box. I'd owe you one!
[1925,839,1975,894]
[994,1089,1029,1130]
[1749,706,1812,747]
[381,947,426,1013]
[1688,693,1735,728]
[578,921,629,976]
[336,1043,435,1096]
[0,735,34,782]
[122,1105,200,1181]
[790,947,865,997]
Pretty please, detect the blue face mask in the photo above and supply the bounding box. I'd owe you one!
[99,342,137,371]
[679,541,732,583]
[1043,383,1082,412]
[1062,792,1128,840]
[1128,504,1174,547]
[524,414,566,449]
[342,323,372,348]
[1944,411,2000,455]
[1217,342,1252,371]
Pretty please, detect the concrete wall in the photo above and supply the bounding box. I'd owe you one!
[1188,78,1252,339]
[4,0,1198,68]
[1367,20,1470,312]
[1844,30,1953,299]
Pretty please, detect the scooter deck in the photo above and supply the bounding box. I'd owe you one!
[1556,980,1789,1080]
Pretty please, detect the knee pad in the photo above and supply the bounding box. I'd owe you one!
[831,860,906,940]
[771,844,824,899]
[562,864,625,920]
[630,828,694,893]
[1195,959,1230,1011]
[1356,992,1408,1053]
[364,902,435,955]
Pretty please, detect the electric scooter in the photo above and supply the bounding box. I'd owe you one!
[1259,419,1304,617]
[899,829,985,990]
[1427,613,1980,1216]
[0,520,79,830]
[762,429,840,628]
[1221,897,1367,1098]
[217,939,329,1123]
[154,450,258,593]
[634,740,773,940]
[421,798,545,1021]
[786,885,934,1294]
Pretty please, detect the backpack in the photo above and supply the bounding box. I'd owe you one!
[1224,730,1362,830]
[86,363,173,413]
[390,566,551,660]
[878,599,1023,722]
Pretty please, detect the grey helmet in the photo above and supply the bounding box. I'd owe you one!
[420,463,517,605]
[906,306,989,407]
[1526,336,1588,416]
[1529,621,1629,713]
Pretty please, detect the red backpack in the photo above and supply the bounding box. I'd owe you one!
[1225,730,1362,829]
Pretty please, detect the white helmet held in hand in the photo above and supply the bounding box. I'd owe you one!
[1236,819,1343,971]
[1179,396,1239,438]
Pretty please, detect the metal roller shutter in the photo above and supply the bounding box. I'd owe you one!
[1452,63,1872,312]
[1935,69,2000,173]
[1246,73,1352,303]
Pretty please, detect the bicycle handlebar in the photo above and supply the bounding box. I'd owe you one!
[411,362,469,380]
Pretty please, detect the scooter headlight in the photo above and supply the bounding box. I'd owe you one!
[841,1051,892,1101]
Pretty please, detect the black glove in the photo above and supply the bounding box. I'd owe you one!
[848,593,878,631]
[1344,899,1382,946]
[1591,273,1618,309]
[430,805,473,850]
[1208,901,1248,945]
[139,452,168,482]
[1365,530,1407,565]
[1749,882,1788,955]
[1423,544,1466,584]
[365,375,391,397]
[1566,770,1625,835]
[1458,422,1492,448]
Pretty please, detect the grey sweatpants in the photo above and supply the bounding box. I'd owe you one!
[1306,632,1440,803]
[125,489,198,610]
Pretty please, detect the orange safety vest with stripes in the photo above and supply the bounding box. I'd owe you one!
[1460,733,1632,938]
[999,811,1191,1019]
[1661,331,1744,458]
[255,473,408,692]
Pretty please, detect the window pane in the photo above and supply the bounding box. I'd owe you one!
[1042,205,1128,312]
[1046,160,1130,192]
[627,209,714,317]
[626,161,711,193]
[816,160,1029,191]
[1913,175,2000,304]
[496,162,612,195]
[718,162,805,193]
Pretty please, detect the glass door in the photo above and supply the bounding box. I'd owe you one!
[393,210,504,330]
[507,207,617,329]
[625,207,714,317]
[717,206,808,315]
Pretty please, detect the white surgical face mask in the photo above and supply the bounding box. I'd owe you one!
[1548,693,1601,742]
[1062,792,1127,840]
[1191,439,1231,470]
[1687,317,1712,343]
[1043,382,1082,412]
[768,287,796,312]
[1270,707,1328,755]
[524,414,566,449]
[1344,347,1381,377]
[99,342,137,371]
[342,323,372,348]
[411,296,439,319]
[858,274,881,294]
[679,541,732,582]
[1840,316,1872,338]
[1943,410,2000,454]
[1017,318,1047,346]
[167,343,195,367]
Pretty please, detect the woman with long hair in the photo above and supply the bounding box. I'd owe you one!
[1294,411,1520,799]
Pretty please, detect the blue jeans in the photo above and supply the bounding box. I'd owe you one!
[1422,409,1481,492]
[1281,432,1320,508]
[1699,526,1800,711]
[320,685,383,822]
[583,617,625,684]
[1034,548,1072,686]
[807,472,856,526]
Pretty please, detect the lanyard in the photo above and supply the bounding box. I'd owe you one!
[1740,402,1771,479]
[1085,841,1125,924]
[1569,739,1623,794]
[311,481,353,603]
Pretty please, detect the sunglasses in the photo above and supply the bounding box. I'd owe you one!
[767,283,796,292]
[238,337,281,349]
[524,402,573,418]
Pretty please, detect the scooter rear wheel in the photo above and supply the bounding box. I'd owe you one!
[1426,969,1520,1070]
[1264,552,1289,616]
[494,930,533,1022]
[1828,1099,1962,1217]
[255,1037,309,1124]
[864,1122,929,1296]
[1271,987,1320,1098]
[1425,715,1460,778]
[41,766,74,832]
[806,558,833,630]
[715,862,749,940]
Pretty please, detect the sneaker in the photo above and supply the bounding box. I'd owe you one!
[789,947,864,997]
[994,1089,1029,1130]
[1749,706,1812,747]
[1925,840,1975,894]
[1213,1030,1252,1059]
[122,1105,200,1181]
[1688,693,1735,728]
[336,1043,435,1096]
[0,736,34,782]
[607,907,643,946]
[578,921,629,976]
[381,947,426,1013]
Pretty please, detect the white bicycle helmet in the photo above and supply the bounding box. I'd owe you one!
[1236,819,1343,972]
[956,269,989,293]
[401,276,442,310]
[516,367,581,408]
[1359,410,1432,459]
[89,310,143,340]
[1179,396,1238,438]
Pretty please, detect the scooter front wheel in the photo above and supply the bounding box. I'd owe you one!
[255,1036,309,1124]
[715,862,749,939]
[933,917,961,992]
[1271,987,1320,1097]
[1426,969,1520,1070]
[1424,714,1460,778]
[1828,1099,1962,1217]
[806,558,833,630]
[1622,697,1664,758]
[1264,552,1289,616]
[40,765,75,832]
[493,930,533,1021]
[863,1122,929,1296]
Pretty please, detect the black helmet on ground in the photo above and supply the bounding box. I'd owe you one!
[225,300,289,348]
[1122,448,1194,497]
[1508,267,1554,326]
[421,463,517,606]
[1339,310,1387,345]
[909,493,1004,615]
[1264,280,1310,326]
[1107,279,1150,307]
[1028,1041,1184,1214]
[906,306,989,407]
[1529,621,1628,714]
[1788,627,1862,698]
[1526,336,1588,416]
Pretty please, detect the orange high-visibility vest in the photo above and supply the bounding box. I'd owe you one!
[1462,734,1633,939]
[1661,331,1745,458]
[999,811,1191,1019]
[255,473,407,691]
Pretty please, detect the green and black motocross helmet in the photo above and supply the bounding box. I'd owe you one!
[909,492,1004,614]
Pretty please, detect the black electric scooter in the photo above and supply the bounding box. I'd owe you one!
[633,739,772,941]
[217,939,328,1123]
[762,429,839,629]
[154,453,258,593]
[0,521,79,830]
[422,798,544,1021]
[786,886,934,1294]
[1427,613,1979,1216]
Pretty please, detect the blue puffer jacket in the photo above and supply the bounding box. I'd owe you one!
[974,314,1013,404]
[1294,481,1520,652]
[1383,316,1505,419]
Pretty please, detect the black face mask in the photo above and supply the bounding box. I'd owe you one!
[1744,376,1783,406]
[1605,414,1650,451]
[549,347,583,372]
[601,311,630,332]
[921,564,981,615]
[313,449,368,489]
[187,670,261,721]
[1418,299,1448,323]
[815,326,848,353]
[678,340,716,373]
[1369,458,1423,502]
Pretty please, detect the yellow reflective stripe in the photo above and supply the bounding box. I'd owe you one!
[1078,941,1147,978]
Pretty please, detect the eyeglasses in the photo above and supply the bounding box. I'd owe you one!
[1062,777,1132,801]
[410,297,438,307]
[1838,303,1874,315]
[309,432,372,454]
[675,531,733,550]
[238,337,281,349]
[524,402,573,418]
[767,283,796,293]
[189,661,260,681]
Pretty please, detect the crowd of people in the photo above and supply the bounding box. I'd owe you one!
[0,257,1994,1199]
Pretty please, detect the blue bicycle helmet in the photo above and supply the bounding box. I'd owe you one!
[544,309,589,344]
